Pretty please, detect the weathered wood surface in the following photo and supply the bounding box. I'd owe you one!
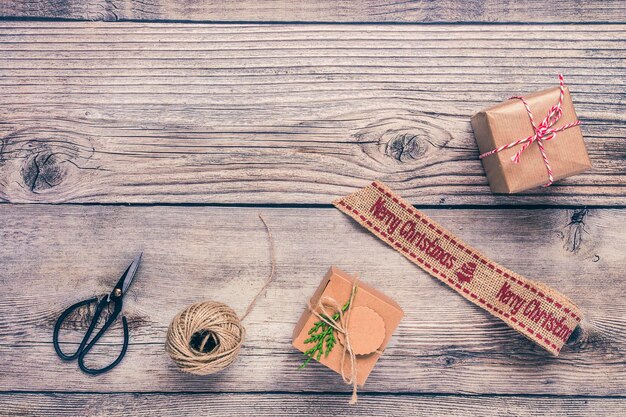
[1,205,624,395]
[1,0,625,23]
[1,5,625,415]
[0,23,624,206]
[1,393,625,417]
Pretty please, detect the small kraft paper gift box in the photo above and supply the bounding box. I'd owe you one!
[471,75,591,193]
[293,266,403,386]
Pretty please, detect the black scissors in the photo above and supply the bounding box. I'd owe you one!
[53,253,142,375]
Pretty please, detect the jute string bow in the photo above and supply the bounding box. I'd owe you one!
[479,74,581,186]
[307,279,359,404]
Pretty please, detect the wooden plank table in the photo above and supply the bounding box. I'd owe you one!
[0,2,625,416]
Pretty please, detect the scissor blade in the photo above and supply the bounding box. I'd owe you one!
[121,252,142,294]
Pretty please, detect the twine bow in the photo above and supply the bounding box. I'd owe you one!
[479,74,581,186]
[308,280,359,404]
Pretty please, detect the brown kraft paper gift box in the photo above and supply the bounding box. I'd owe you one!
[471,83,591,193]
[292,267,403,386]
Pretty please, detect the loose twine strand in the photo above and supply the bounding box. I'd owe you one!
[241,214,275,321]
[307,278,359,404]
[165,214,276,376]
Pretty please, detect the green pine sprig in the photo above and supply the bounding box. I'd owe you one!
[299,296,352,369]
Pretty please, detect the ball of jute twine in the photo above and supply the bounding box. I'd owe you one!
[165,214,276,376]
[165,301,246,375]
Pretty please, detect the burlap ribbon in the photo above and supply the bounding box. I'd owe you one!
[334,181,582,355]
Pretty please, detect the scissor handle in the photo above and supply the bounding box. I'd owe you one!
[53,295,130,375]
[53,296,99,361]
[78,315,129,375]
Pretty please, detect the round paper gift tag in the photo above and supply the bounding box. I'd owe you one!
[338,306,386,355]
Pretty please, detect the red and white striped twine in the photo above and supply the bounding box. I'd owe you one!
[479,74,581,187]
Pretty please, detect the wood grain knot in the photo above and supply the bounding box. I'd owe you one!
[354,111,454,167]
[565,321,615,353]
[562,208,589,253]
[22,152,66,192]
[53,300,114,331]
[567,325,584,344]
[0,128,96,199]
[436,351,469,367]
[50,299,147,333]
[441,355,457,366]
[386,133,427,162]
